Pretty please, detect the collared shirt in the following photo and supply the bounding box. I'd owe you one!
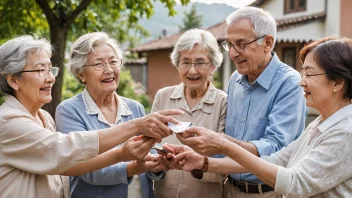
[82,88,142,198]
[226,52,307,183]
[152,82,227,198]
[56,89,153,198]
[82,88,132,126]
[0,95,99,198]
[263,104,352,197]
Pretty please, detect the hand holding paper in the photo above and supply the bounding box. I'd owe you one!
[168,122,192,133]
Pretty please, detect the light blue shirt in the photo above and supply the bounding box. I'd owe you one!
[225,52,307,183]
[55,89,154,198]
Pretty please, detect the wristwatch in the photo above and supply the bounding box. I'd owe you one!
[190,156,209,179]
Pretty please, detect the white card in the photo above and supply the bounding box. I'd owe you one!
[168,122,192,133]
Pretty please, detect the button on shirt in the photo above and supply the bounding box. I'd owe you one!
[263,104,352,197]
[55,88,153,198]
[225,52,307,183]
[0,95,99,198]
[152,82,227,198]
[82,89,142,198]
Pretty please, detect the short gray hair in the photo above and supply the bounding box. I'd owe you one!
[226,6,277,49]
[68,32,123,83]
[0,35,52,95]
[170,29,223,69]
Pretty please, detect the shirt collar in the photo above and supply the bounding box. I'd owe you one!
[116,96,133,117]
[82,88,132,124]
[317,104,352,133]
[5,95,31,115]
[169,81,217,113]
[4,95,51,129]
[236,52,280,90]
[169,81,217,104]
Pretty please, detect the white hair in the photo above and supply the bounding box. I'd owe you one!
[170,28,223,69]
[226,6,277,49]
[68,32,123,83]
[0,35,52,95]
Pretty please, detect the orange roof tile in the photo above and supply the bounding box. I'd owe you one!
[133,11,326,52]
[277,12,326,30]
[133,21,227,52]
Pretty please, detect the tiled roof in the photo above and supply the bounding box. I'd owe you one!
[206,21,228,41]
[132,32,183,52]
[133,21,227,52]
[277,12,326,30]
[133,11,326,52]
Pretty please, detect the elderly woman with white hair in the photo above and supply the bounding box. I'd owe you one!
[152,28,227,198]
[55,32,173,198]
[0,35,181,198]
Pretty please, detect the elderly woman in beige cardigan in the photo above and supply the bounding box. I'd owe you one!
[151,28,227,198]
[0,35,182,198]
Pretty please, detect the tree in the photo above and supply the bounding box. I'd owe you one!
[0,0,190,117]
[178,4,202,32]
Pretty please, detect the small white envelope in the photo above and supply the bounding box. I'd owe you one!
[168,122,192,133]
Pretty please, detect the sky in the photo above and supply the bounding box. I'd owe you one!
[189,0,256,8]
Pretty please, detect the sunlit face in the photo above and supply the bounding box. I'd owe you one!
[299,51,335,109]
[79,44,120,96]
[178,44,215,91]
[13,50,55,107]
[225,19,268,80]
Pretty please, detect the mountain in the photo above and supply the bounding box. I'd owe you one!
[138,2,236,42]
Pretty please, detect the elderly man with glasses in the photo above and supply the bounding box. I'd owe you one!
[174,6,307,198]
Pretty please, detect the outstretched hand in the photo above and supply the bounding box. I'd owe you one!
[177,127,225,156]
[127,154,161,176]
[137,109,183,141]
[121,136,157,161]
[173,150,204,172]
[160,144,204,171]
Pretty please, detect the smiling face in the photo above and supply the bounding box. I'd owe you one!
[178,44,215,92]
[78,43,120,97]
[225,19,272,82]
[9,50,55,110]
[299,51,335,109]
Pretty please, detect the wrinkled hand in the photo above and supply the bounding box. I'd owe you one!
[161,144,204,172]
[173,150,204,172]
[150,156,171,172]
[137,109,183,141]
[127,154,161,176]
[150,144,177,172]
[177,127,225,156]
[121,136,157,161]
[159,144,194,170]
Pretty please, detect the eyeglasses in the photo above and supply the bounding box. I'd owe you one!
[221,35,267,52]
[84,59,123,71]
[18,67,59,78]
[178,61,212,70]
[300,71,326,79]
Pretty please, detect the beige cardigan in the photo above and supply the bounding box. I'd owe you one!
[263,104,352,197]
[152,82,227,198]
[0,95,99,198]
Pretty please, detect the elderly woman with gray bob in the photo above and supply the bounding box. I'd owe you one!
[151,28,228,198]
[55,32,173,198]
[0,35,182,198]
